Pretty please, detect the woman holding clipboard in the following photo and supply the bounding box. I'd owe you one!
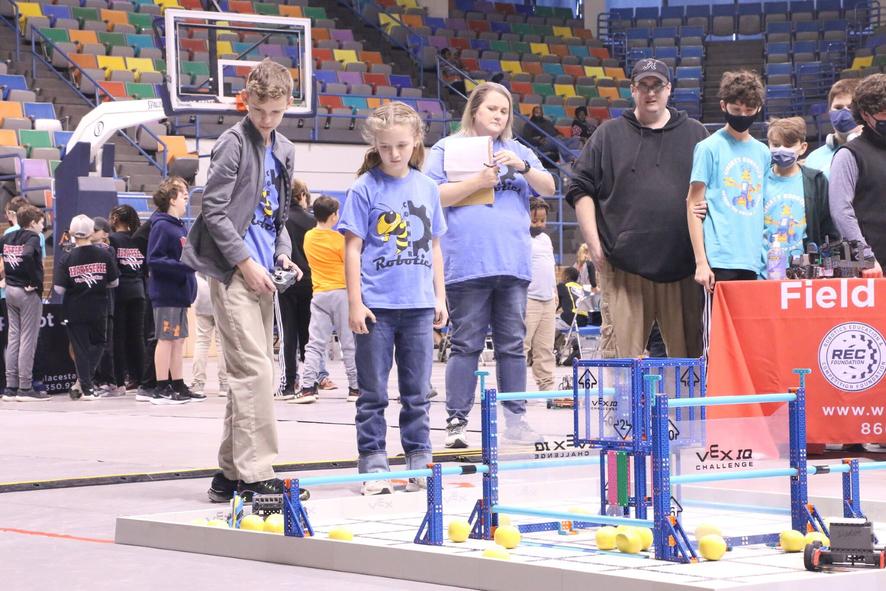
[424,82,555,449]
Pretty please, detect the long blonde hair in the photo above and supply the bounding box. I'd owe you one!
[357,101,426,176]
[459,82,514,141]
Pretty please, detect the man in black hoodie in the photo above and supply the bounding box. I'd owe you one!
[566,59,708,358]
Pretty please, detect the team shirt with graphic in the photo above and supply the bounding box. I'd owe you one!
[244,145,280,271]
[338,167,446,309]
[110,231,146,301]
[54,244,120,323]
[762,169,807,260]
[691,128,771,275]
[0,229,43,294]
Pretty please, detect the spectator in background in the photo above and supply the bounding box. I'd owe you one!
[91,217,123,397]
[190,273,227,397]
[571,106,597,144]
[524,106,581,164]
[573,243,597,290]
[133,207,159,402]
[523,198,556,392]
[109,204,146,393]
[829,73,886,276]
[568,58,708,359]
[440,48,466,97]
[805,79,862,178]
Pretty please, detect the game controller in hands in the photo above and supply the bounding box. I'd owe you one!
[271,267,298,292]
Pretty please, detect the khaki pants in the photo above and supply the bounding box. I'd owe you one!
[523,297,556,391]
[210,272,278,484]
[597,259,702,359]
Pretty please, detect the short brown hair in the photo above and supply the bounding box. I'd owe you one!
[530,197,549,212]
[153,176,187,212]
[718,70,764,109]
[291,177,310,206]
[311,195,339,223]
[5,196,28,214]
[828,78,860,109]
[245,59,293,102]
[852,73,886,124]
[767,117,807,146]
[16,205,43,229]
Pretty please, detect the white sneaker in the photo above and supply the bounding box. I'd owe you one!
[81,390,101,401]
[444,419,469,448]
[504,420,544,445]
[218,384,229,397]
[190,382,204,396]
[361,479,393,496]
[405,477,427,492]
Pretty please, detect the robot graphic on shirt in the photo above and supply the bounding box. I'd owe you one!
[724,166,762,210]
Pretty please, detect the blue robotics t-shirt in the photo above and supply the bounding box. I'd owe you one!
[244,145,279,271]
[338,167,446,309]
[691,128,770,275]
[763,169,807,259]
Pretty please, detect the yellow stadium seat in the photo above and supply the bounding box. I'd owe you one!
[554,84,576,97]
[501,60,523,74]
[851,55,873,70]
[97,55,127,73]
[529,43,550,56]
[333,49,359,65]
[125,57,156,75]
[552,26,573,38]
[396,0,419,7]
[584,66,606,79]
[465,79,485,92]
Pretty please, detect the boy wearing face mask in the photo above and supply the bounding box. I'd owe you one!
[805,79,861,178]
[687,70,771,292]
[829,73,886,278]
[524,198,556,392]
[764,117,839,270]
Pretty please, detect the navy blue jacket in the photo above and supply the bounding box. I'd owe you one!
[147,211,196,307]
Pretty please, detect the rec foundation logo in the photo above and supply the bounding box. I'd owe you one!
[818,322,886,392]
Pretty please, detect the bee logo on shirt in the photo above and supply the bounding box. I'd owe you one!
[260,189,274,217]
[376,211,409,254]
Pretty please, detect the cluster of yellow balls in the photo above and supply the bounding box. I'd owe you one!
[595,525,654,553]
[446,516,518,560]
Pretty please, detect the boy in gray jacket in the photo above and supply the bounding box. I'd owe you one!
[181,60,304,502]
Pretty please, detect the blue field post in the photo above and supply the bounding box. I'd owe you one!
[633,359,649,520]
[789,368,812,532]
[470,384,498,540]
[415,463,444,545]
[282,478,313,537]
[841,458,864,518]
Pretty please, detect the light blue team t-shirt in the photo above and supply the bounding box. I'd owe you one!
[424,135,544,285]
[244,145,280,271]
[763,169,807,259]
[690,128,770,275]
[338,167,446,309]
[804,143,837,179]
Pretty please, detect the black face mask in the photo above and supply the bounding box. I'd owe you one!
[724,109,757,133]
[529,226,544,237]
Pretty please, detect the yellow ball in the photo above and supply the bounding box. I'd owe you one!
[616,529,642,554]
[636,527,653,551]
[494,525,521,549]
[206,519,229,528]
[595,526,618,550]
[695,523,722,540]
[264,514,285,534]
[698,534,727,561]
[448,520,471,543]
[188,517,208,526]
[779,530,805,552]
[482,546,510,560]
[239,514,265,531]
[328,527,354,541]
[805,532,829,546]
[497,515,512,527]
[568,506,593,515]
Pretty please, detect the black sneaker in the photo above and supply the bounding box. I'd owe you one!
[176,382,206,402]
[346,387,359,402]
[2,388,16,402]
[16,389,51,402]
[149,384,190,405]
[207,471,238,503]
[237,478,310,502]
[135,385,155,402]
[290,385,318,404]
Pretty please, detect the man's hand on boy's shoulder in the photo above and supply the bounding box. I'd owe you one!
[237,257,275,294]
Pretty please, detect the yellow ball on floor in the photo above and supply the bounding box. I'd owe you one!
[595,526,618,550]
[188,518,208,526]
[805,531,829,546]
[264,513,285,534]
[694,523,722,540]
[698,534,727,561]
[448,520,471,543]
[328,527,354,541]
[482,546,510,560]
[636,527,653,551]
[616,529,642,554]
[494,525,521,549]
[779,530,805,552]
[206,519,229,528]
[239,514,265,531]
[568,506,593,515]
[497,515,512,526]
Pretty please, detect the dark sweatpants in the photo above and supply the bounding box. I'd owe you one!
[67,319,107,394]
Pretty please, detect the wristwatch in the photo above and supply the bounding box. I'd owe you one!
[521,159,530,173]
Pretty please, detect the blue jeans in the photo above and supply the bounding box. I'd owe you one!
[354,308,434,473]
[445,275,529,425]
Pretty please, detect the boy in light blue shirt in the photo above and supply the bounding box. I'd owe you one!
[688,70,770,291]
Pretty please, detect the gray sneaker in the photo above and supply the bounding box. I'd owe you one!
[135,386,155,402]
[405,477,427,492]
[504,420,544,445]
[16,389,51,401]
[190,381,204,396]
[2,388,16,401]
[444,418,469,449]
[101,385,126,398]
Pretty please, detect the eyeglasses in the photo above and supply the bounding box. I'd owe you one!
[634,82,668,94]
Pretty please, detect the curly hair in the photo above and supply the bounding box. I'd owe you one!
[718,70,764,109]
[851,73,886,125]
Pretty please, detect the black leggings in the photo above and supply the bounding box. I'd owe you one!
[67,319,107,393]
[280,289,312,385]
[712,268,758,282]
[113,297,145,386]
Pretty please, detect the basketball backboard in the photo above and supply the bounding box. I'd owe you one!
[162,9,313,117]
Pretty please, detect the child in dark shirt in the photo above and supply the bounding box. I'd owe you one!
[54,215,120,400]
[91,217,122,396]
[109,205,146,393]
[0,205,46,401]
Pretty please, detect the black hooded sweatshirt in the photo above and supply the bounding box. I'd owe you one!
[565,107,709,283]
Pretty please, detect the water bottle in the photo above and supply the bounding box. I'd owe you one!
[767,238,787,280]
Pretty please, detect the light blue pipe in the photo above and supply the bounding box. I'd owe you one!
[492,505,655,528]
[671,467,798,484]
[499,456,600,472]
[666,393,796,408]
[495,388,616,401]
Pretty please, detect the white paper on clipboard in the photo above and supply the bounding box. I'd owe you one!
[443,136,493,182]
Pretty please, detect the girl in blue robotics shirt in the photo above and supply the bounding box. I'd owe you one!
[338,102,448,496]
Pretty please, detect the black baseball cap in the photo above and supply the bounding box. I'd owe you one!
[631,59,671,84]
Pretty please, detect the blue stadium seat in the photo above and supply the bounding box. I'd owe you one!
[389,74,412,89]
[0,75,28,100]
[675,66,702,80]
[680,46,704,59]
[23,102,56,120]
[315,70,338,86]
